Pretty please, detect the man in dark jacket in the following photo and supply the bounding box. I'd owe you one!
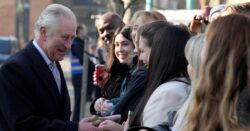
[0,4,100,131]
[70,24,86,122]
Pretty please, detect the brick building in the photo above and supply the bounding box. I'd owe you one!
[0,0,107,47]
[0,0,248,47]
[0,0,16,37]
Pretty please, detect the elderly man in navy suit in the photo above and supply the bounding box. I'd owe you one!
[0,4,100,131]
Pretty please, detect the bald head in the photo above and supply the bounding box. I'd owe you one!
[96,12,124,44]
[100,12,123,23]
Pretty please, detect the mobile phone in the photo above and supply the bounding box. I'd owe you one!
[95,64,104,85]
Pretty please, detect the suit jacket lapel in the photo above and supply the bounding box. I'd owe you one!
[56,62,71,119]
[25,42,61,104]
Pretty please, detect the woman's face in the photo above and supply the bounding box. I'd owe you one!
[138,36,151,65]
[132,17,144,55]
[132,17,155,55]
[114,34,134,65]
[201,40,208,64]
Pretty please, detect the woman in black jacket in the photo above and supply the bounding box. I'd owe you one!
[90,25,137,117]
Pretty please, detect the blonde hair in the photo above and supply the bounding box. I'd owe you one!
[174,34,205,129]
[185,34,205,78]
[183,14,250,131]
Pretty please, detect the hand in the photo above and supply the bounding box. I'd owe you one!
[93,71,102,87]
[94,98,106,113]
[78,116,102,131]
[100,100,114,116]
[123,111,132,131]
[189,14,203,33]
[98,120,124,131]
[93,65,106,87]
[82,116,102,125]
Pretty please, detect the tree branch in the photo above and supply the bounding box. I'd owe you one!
[121,0,138,18]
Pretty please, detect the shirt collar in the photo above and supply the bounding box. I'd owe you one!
[32,40,53,65]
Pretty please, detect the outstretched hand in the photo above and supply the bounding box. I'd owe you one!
[78,116,102,131]
[94,98,114,116]
[99,120,124,131]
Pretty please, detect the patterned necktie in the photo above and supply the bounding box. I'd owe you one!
[49,62,61,93]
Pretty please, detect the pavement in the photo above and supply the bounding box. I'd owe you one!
[60,56,91,119]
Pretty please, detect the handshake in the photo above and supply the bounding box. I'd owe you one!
[78,115,121,131]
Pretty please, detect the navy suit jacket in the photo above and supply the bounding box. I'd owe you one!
[0,41,78,130]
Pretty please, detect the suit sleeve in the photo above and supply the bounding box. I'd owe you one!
[0,63,78,131]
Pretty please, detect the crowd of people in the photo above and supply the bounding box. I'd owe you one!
[0,1,249,131]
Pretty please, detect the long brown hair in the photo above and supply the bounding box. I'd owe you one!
[131,25,190,126]
[101,25,134,98]
[183,14,250,131]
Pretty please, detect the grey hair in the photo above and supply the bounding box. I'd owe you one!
[34,4,76,38]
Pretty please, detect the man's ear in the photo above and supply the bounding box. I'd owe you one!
[40,26,47,41]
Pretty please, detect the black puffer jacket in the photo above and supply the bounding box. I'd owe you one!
[113,66,148,123]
